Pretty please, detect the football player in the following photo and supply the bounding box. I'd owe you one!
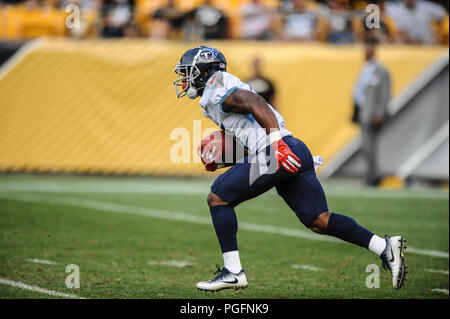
[173,46,407,291]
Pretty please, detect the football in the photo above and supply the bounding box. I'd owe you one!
[198,130,245,165]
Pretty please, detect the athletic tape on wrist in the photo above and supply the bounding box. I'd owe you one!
[268,131,282,144]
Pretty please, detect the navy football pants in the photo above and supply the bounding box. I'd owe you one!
[211,136,328,228]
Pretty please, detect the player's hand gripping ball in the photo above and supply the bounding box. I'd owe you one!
[197,130,236,172]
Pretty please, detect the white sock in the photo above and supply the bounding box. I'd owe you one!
[223,250,242,273]
[368,235,387,256]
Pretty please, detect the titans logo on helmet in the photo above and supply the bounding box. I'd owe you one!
[198,49,217,63]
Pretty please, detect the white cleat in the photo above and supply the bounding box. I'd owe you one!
[197,265,248,292]
[380,235,407,289]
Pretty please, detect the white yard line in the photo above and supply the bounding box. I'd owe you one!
[25,258,58,265]
[0,193,334,243]
[425,269,449,275]
[291,264,323,271]
[0,181,210,195]
[148,260,195,268]
[430,288,449,295]
[0,278,86,299]
[405,248,449,259]
[0,180,447,200]
[0,193,448,259]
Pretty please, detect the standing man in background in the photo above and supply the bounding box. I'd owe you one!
[246,56,277,109]
[352,39,391,186]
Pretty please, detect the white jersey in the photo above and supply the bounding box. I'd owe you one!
[199,71,292,154]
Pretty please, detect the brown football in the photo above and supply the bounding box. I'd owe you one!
[198,130,245,165]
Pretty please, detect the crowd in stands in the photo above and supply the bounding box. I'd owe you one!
[0,0,448,45]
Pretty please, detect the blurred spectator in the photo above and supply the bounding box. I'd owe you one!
[385,0,446,44]
[239,0,274,40]
[321,0,356,44]
[1,0,22,4]
[19,0,67,38]
[352,39,391,186]
[62,0,102,38]
[123,20,141,38]
[355,0,398,44]
[1,0,449,43]
[246,56,277,108]
[150,0,183,40]
[280,0,319,41]
[439,6,449,45]
[183,0,228,41]
[61,0,98,9]
[99,0,133,38]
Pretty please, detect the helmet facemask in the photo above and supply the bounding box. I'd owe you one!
[173,62,202,99]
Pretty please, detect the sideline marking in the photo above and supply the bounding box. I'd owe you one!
[425,269,449,275]
[0,278,86,299]
[25,258,58,265]
[430,288,449,295]
[0,180,447,200]
[148,260,195,268]
[0,193,448,259]
[291,264,323,271]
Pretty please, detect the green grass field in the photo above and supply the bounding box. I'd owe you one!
[0,175,448,299]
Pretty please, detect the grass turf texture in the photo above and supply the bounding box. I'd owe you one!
[0,175,448,299]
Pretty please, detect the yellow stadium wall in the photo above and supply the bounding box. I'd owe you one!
[0,39,446,176]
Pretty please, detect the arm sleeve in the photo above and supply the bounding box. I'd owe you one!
[207,72,243,114]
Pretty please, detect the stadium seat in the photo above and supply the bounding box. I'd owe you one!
[439,14,449,45]
[0,4,25,40]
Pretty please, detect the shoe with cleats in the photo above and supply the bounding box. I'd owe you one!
[380,235,407,289]
[197,264,248,292]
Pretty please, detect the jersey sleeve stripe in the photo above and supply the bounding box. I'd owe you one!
[218,86,239,114]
